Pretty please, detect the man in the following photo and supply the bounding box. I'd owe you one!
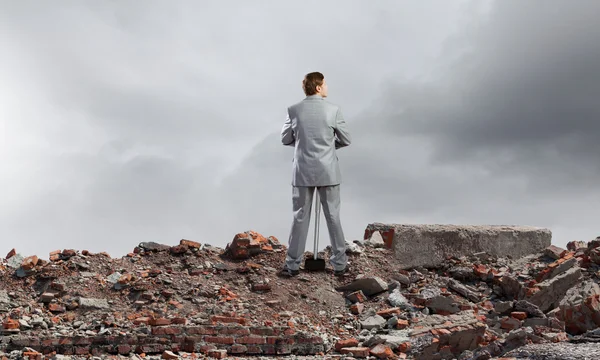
[280,71,351,277]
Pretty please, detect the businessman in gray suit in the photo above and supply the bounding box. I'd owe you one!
[280,71,351,277]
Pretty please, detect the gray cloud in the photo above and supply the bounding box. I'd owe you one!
[1,0,466,257]
[220,0,600,249]
[2,0,597,260]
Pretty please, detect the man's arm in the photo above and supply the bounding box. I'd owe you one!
[334,107,351,149]
[281,109,295,146]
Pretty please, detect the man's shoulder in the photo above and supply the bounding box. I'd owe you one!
[289,98,340,110]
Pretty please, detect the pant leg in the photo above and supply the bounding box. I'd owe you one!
[318,185,347,271]
[285,186,315,271]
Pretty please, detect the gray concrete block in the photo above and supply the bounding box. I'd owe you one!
[364,223,552,269]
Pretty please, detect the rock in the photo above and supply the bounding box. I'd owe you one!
[78,298,110,310]
[346,241,363,254]
[557,281,600,334]
[494,301,514,315]
[360,314,386,330]
[448,279,481,302]
[567,240,587,252]
[498,275,524,300]
[388,289,410,309]
[336,276,388,297]
[139,242,171,252]
[514,300,545,318]
[7,254,24,269]
[392,273,411,287]
[363,223,551,269]
[426,295,461,315]
[544,245,567,260]
[366,231,386,248]
[527,266,583,312]
[162,350,179,359]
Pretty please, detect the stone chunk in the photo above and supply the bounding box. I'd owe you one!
[448,279,481,302]
[336,276,388,297]
[78,297,110,310]
[544,245,567,260]
[567,240,587,252]
[557,281,600,334]
[426,295,461,315]
[366,231,386,248]
[514,300,545,318]
[360,314,387,330]
[364,223,551,269]
[495,301,514,314]
[388,289,410,309]
[527,266,582,312]
[139,242,171,252]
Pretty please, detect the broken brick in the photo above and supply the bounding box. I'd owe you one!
[369,344,395,359]
[21,255,39,270]
[335,338,359,351]
[339,347,370,357]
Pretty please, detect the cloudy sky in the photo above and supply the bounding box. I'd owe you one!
[2,0,599,259]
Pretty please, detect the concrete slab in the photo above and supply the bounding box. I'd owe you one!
[363,223,551,269]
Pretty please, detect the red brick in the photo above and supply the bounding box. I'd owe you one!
[180,239,201,248]
[207,349,227,358]
[62,249,77,257]
[204,336,234,344]
[5,248,16,259]
[210,315,246,325]
[335,338,359,351]
[229,344,247,354]
[133,317,150,325]
[236,335,265,344]
[377,307,401,318]
[511,311,528,320]
[501,316,522,330]
[22,351,41,360]
[396,319,409,329]
[339,347,370,357]
[3,319,19,330]
[350,303,364,314]
[117,345,132,355]
[149,318,171,326]
[21,255,39,270]
[398,342,411,353]
[48,304,65,313]
[370,344,394,359]
[151,326,181,335]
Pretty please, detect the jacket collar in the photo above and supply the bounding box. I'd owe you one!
[304,94,324,100]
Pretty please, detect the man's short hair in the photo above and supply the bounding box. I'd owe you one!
[302,72,324,96]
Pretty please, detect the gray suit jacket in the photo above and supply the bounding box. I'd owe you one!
[281,94,351,187]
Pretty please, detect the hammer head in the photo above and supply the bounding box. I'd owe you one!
[304,257,327,271]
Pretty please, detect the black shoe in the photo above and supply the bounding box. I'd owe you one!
[278,266,299,277]
[334,266,349,276]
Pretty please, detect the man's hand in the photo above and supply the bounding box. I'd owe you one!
[281,110,295,146]
[333,107,351,149]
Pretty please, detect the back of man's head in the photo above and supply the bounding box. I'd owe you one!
[302,72,325,96]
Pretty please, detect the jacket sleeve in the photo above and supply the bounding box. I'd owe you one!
[334,107,351,149]
[281,109,295,146]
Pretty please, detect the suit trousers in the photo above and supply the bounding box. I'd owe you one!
[285,185,347,271]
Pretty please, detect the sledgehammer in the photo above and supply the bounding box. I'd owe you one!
[304,188,326,271]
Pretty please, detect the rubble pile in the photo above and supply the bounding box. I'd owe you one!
[2,231,600,359]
